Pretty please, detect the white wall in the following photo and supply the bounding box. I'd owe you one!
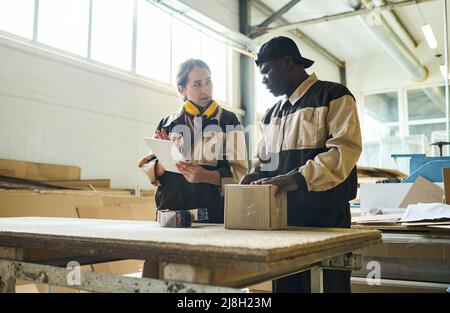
[0,36,180,189]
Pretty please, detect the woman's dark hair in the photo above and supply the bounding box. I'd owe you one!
[176,59,211,88]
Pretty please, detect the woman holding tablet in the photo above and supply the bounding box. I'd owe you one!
[139,59,248,223]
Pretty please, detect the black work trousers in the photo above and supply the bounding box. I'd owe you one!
[272,202,351,293]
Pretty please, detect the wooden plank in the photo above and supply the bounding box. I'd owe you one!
[101,195,154,206]
[443,168,450,204]
[78,204,156,221]
[0,192,103,218]
[43,179,110,189]
[0,159,80,181]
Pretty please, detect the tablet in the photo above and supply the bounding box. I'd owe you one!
[144,137,185,174]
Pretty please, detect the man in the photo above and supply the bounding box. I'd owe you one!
[241,36,362,293]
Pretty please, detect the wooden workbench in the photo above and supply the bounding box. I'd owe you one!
[0,217,381,293]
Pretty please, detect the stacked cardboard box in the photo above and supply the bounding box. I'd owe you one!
[0,158,158,293]
[0,159,81,181]
[2,190,157,293]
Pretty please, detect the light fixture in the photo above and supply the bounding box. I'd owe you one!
[422,24,438,49]
[440,65,450,79]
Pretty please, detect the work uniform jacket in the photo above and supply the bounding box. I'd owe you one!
[140,100,248,223]
[253,73,362,227]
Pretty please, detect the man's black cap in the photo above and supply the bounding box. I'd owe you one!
[255,36,314,68]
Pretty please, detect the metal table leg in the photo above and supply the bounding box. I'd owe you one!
[0,261,15,293]
[310,267,323,293]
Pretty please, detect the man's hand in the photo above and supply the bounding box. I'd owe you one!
[240,172,265,185]
[176,161,221,185]
[252,174,299,195]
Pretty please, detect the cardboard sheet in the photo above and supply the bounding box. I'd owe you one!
[399,176,444,208]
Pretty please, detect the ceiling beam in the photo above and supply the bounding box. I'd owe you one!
[259,0,437,34]
[256,0,303,29]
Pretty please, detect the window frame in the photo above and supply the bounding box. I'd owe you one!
[0,0,232,106]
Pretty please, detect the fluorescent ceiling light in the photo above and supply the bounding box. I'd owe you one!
[422,24,438,49]
[440,65,450,79]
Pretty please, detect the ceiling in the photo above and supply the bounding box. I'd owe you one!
[253,0,447,62]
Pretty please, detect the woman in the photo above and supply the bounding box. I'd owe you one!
[139,59,248,223]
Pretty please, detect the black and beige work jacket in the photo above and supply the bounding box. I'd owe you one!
[253,73,362,227]
[141,100,248,223]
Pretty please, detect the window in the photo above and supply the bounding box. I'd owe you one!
[407,85,448,155]
[362,91,399,142]
[91,0,133,70]
[136,0,171,83]
[0,0,234,103]
[171,19,201,85]
[407,86,446,120]
[0,0,34,39]
[38,0,90,56]
[359,91,404,171]
[359,85,450,173]
[201,34,227,102]
[409,123,446,142]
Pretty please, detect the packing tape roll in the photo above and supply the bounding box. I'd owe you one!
[157,208,208,227]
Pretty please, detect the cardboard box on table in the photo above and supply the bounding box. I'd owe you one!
[224,184,287,230]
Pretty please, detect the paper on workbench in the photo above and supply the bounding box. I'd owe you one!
[429,225,450,229]
[400,203,450,222]
[351,213,403,224]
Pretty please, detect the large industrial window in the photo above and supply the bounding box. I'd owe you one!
[359,85,449,173]
[171,19,202,85]
[407,85,447,155]
[136,0,171,84]
[38,0,90,57]
[90,0,134,70]
[0,0,232,105]
[362,91,400,142]
[0,0,34,39]
[359,91,403,171]
[201,34,228,102]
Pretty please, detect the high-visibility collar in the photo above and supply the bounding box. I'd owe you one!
[183,100,218,118]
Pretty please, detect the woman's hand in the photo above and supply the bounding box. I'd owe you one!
[155,129,183,150]
[154,160,166,178]
[176,161,221,185]
[155,129,170,140]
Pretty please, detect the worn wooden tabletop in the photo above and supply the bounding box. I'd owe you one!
[0,217,381,273]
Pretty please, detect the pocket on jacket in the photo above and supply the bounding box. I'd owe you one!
[297,107,318,148]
